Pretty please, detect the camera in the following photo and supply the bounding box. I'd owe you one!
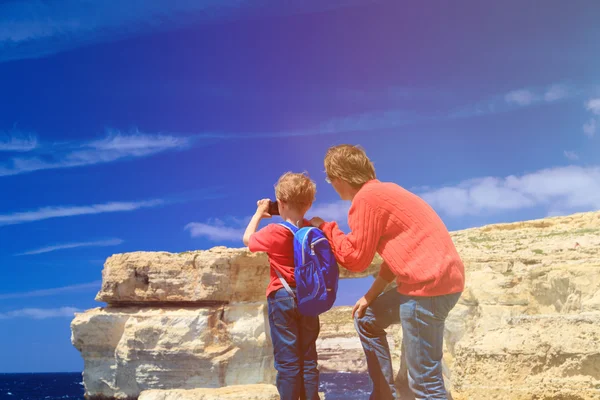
[268,200,280,216]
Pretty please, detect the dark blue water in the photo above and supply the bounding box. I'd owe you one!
[0,373,84,400]
[0,372,370,400]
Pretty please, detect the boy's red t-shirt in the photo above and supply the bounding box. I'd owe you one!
[248,220,310,297]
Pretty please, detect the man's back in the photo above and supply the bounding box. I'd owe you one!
[358,179,465,296]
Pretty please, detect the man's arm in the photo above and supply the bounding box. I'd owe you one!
[352,274,391,319]
[352,261,396,318]
[377,261,396,283]
[312,197,385,272]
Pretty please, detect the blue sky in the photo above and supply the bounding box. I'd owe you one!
[1,0,599,373]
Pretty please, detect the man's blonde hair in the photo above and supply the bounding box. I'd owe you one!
[324,144,376,187]
[275,172,316,211]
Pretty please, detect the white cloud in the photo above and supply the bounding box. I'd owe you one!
[582,99,599,138]
[309,201,351,223]
[0,0,366,63]
[544,84,571,102]
[587,99,600,115]
[452,83,577,120]
[185,201,351,243]
[0,199,163,226]
[505,89,538,106]
[0,130,37,152]
[316,110,418,134]
[505,84,574,107]
[0,129,191,177]
[87,130,188,155]
[0,307,81,319]
[15,238,123,256]
[583,119,597,138]
[0,281,101,300]
[185,219,245,242]
[214,109,422,140]
[564,151,579,161]
[0,84,581,165]
[421,165,600,217]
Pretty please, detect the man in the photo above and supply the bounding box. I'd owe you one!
[310,144,465,400]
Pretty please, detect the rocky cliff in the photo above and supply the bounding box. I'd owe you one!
[72,212,600,399]
[317,211,600,399]
[71,247,380,399]
[449,211,600,400]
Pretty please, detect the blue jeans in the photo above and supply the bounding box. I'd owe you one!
[267,288,321,400]
[354,289,461,400]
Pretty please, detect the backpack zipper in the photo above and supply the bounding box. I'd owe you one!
[301,228,315,264]
[310,237,328,255]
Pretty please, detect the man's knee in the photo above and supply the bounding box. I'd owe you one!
[354,313,376,336]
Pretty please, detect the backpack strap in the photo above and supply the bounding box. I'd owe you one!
[278,221,299,234]
[276,221,298,299]
[274,268,296,299]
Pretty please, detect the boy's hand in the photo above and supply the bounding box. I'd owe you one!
[256,199,272,219]
[310,217,325,227]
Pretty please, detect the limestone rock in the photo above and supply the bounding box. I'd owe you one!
[452,314,600,400]
[96,247,382,305]
[138,386,325,400]
[316,211,600,398]
[71,304,275,399]
[316,299,400,374]
[317,301,465,392]
[138,384,280,400]
[73,210,600,399]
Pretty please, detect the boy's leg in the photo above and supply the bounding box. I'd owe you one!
[299,314,320,400]
[399,292,461,400]
[268,289,303,400]
[354,289,403,400]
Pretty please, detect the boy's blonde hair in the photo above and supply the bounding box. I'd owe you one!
[275,172,316,211]
[324,144,376,187]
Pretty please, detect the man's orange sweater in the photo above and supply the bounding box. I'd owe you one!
[319,179,465,297]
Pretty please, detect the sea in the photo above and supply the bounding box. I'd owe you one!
[0,372,372,400]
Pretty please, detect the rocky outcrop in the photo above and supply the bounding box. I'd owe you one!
[139,384,325,400]
[316,305,375,373]
[453,314,600,400]
[71,304,274,399]
[72,247,382,399]
[316,297,468,393]
[448,211,600,400]
[138,385,326,400]
[72,211,600,399]
[96,247,381,305]
[318,211,600,399]
[138,384,280,400]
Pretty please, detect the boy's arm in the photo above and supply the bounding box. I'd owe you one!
[243,199,271,248]
[313,197,385,272]
[242,213,264,247]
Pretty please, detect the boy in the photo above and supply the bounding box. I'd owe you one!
[242,172,321,400]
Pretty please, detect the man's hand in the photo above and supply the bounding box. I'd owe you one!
[351,276,389,319]
[310,216,325,227]
[351,296,371,319]
[256,198,272,219]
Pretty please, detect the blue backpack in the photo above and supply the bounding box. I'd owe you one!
[275,221,339,317]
